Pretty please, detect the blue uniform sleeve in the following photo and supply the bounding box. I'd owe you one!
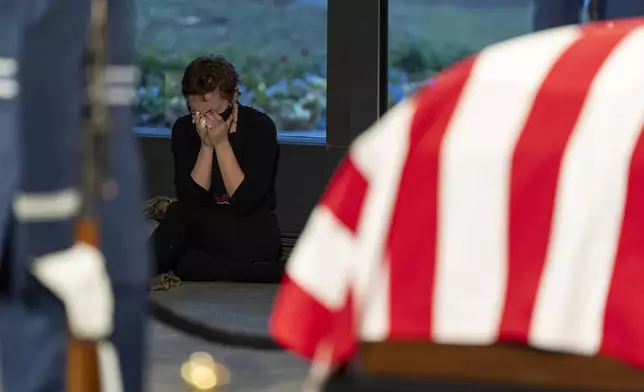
[13,126,79,259]
[12,2,88,260]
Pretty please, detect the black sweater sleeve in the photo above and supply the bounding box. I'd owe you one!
[171,116,214,206]
[228,113,279,215]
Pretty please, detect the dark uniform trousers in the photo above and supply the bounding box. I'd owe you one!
[534,0,644,31]
[0,0,150,391]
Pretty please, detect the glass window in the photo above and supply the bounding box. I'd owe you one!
[388,0,534,108]
[134,0,328,141]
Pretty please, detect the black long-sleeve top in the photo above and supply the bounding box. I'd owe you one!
[171,105,278,216]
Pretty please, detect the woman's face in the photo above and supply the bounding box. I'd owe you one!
[188,90,229,117]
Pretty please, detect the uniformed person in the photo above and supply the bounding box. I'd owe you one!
[0,1,21,294]
[0,0,149,391]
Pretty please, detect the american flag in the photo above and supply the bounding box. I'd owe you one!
[270,18,644,370]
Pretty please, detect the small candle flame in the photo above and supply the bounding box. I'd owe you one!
[180,352,231,391]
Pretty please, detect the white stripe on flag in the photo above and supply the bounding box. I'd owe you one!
[359,260,390,341]
[13,188,81,222]
[432,26,582,345]
[286,206,358,310]
[0,78,18,99]
[0,57,17,78]
[530,27,644,356]
[350,100,416,341]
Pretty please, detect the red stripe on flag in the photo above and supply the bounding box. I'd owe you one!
[270,156,366,362]
[320,155,369,234]
[601,127,644,368]
[500,28,636,343]
[270,274,356,362]
[386,57,477,339]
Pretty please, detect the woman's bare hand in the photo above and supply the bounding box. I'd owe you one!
[193,111,213,148]
[202,110,234,147]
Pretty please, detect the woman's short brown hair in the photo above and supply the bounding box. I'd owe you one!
[181,54,240,101]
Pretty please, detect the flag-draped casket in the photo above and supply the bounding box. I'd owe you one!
[270,18,644,371]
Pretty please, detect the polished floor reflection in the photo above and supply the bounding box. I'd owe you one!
[149,283,308,391]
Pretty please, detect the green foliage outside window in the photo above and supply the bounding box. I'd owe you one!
[134,0,533,131]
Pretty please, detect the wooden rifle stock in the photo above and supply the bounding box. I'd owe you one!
[67,0,110,389]
[67,220,102,392]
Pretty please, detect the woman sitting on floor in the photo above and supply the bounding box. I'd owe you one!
[149,54,283,283]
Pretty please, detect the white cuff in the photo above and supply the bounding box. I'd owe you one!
[31,243,114,340]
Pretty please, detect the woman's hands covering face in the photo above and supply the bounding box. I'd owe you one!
[193,111,214,147]
[192,100,239,147]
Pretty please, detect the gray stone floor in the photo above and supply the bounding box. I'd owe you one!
[148,283,309,391]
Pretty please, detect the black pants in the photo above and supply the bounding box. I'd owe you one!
[150,201,284,283]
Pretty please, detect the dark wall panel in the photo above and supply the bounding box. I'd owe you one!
[326,0,386,147]
[138,137,327,234]
[139,137,174,198]
[275,144,327,234]
[326,145,348,181]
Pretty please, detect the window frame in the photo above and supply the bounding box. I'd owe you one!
[136,0,388,234]
[134,0,388,148]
